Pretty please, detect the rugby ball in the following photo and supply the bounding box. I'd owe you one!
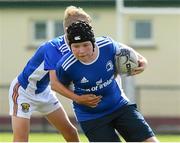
[115,48,139,76]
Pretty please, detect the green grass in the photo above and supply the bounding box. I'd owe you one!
[0,133,88,142]
[0,133,180,142]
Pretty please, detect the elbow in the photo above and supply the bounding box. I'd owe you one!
[50,82,57,92]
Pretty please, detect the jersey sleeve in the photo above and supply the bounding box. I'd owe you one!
[116,43,134,55]
[107,37,120,56]
[56,60,71,86]
[108,37,134,55]
[44,42,63,71]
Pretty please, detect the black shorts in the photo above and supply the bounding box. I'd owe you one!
[80,104,155,142]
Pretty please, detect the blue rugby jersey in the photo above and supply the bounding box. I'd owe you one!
[18,35,70,94]
[56,36,129,121]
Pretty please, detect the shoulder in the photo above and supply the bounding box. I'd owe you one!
[45,35,70,55]
[96,36,117,53]
[96,36,120,57]
[47,35,64,46]
[57,52,78,71]
[95,36,114,48]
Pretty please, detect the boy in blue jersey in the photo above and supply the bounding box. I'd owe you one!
[8,6,101,142]
[56,21,159,142]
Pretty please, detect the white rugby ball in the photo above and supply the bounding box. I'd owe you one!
[115,48,139,76]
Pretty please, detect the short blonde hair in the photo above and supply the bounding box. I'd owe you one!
[63,6,92,30]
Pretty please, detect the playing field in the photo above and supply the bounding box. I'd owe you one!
[0,133,180,142]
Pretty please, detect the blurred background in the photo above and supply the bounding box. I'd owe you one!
[0,0,180,134]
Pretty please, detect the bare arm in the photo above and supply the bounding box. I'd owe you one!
[49,70,101,107]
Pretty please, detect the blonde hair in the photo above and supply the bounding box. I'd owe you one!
[63,6,92,30]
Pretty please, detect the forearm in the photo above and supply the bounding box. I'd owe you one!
[52,81,78,102]
[49,70,79,102]
[50,70,102,107]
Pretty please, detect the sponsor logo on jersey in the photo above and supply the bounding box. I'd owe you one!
[21,103,30,113]
[106,60,113,71]
[79,75,114,92]
[80,77,89,83]
[96,78,102,85]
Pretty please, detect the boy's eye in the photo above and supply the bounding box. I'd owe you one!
[73,45,80,48]
[83,43,90,47]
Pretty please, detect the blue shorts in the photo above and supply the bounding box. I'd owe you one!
[80,104,155,142]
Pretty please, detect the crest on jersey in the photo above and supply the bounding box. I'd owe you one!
[21,103,30,113]
[106,60,113,71]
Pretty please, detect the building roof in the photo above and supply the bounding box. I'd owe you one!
[0,0,115,8]
[124,0,180,7]
[1,0,180,9]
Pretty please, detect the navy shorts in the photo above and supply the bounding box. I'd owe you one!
[80,104,155,142]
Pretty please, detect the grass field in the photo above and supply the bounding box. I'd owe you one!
[1,133,180,142]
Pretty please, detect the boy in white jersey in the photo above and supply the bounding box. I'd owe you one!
[9,6,101,142]
[56,21,159,142]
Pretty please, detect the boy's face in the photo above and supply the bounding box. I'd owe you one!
[71,41,93,62]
